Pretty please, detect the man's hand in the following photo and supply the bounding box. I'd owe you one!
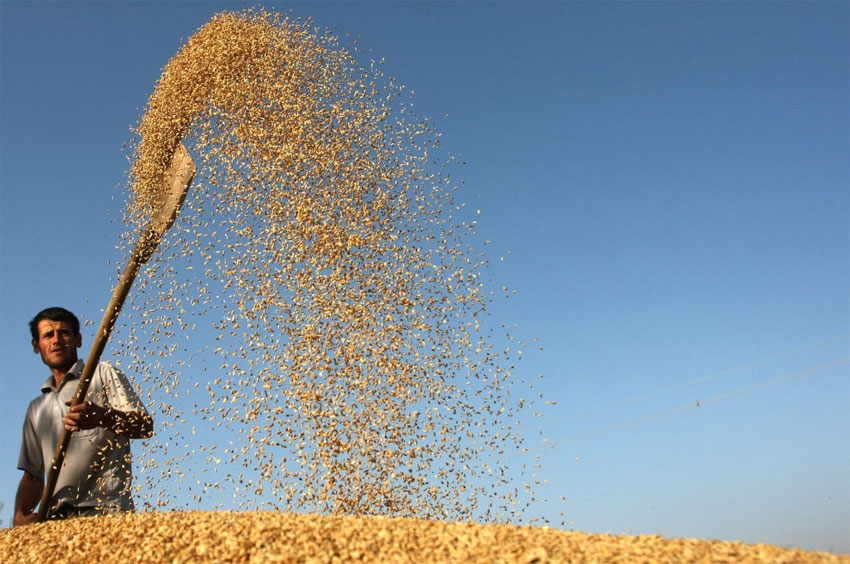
[63,401,107,432]
[64,400,154,438]
[13,471,43,527]
[13,510,39,527]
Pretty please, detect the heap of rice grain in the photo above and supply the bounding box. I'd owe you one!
[111,8,543,521]
[2,512,846,564]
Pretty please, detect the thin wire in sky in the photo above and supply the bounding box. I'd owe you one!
[559,356,850,444]
[564,333,850,423]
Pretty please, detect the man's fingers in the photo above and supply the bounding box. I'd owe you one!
[64,413,81,430]
[63,409,82,430]
[62,402,104,431]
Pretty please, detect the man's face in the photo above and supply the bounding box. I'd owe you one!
[32,320,81,370]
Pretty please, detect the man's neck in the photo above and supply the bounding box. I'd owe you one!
[50,361,79,390]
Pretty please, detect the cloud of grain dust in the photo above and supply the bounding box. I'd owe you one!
[109,9,547,522]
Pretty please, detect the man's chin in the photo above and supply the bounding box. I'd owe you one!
[43,356,78,371]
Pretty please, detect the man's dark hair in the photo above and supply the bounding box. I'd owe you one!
[29,307,80,341]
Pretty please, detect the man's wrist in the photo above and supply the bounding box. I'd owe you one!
[99,406,118,432]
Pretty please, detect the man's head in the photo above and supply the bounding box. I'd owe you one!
[29,307,82,371]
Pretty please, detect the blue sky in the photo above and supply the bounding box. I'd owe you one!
[1,0,848,553]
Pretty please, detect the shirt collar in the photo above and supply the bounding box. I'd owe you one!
[40,359,84,394]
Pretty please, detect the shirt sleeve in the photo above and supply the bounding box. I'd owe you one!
[17,403,45,479]
[98,363,149,415]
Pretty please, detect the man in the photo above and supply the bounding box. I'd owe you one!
[14,307,153,526]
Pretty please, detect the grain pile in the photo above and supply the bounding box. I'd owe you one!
[2,511,846,563]
[108,8,544,521]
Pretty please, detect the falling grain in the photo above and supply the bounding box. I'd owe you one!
[107,8,543,521]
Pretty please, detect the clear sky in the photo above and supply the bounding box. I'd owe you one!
[1,0,848,553]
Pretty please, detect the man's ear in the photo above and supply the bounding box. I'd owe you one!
[75,333,82,348]
[32,339,39,354]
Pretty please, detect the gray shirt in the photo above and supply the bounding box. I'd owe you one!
[17,360,149,514]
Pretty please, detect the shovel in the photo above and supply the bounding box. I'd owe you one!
[37,142,196,521]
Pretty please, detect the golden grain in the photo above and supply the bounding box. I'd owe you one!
[3,512,847,564]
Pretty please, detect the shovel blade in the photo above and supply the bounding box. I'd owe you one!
[151,142,196,237]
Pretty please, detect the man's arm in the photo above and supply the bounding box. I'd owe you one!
[64,402,154,439]
[13,471,43,526]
